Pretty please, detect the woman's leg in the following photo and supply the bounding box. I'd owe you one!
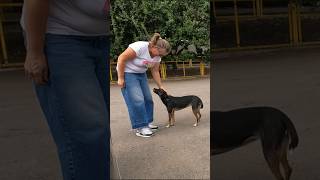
[35,34,110,180]
[139,73,154,124]
[121,73,149,129]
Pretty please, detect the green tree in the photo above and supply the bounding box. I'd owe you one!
[110,0,210,61]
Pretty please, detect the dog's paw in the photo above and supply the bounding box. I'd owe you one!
[166,124,171,128]
[193,123,198,127]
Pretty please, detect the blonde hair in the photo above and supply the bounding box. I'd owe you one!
[150,33,171,54]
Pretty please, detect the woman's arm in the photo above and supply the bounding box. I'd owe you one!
[151,63,164,89]
[116,47,136,88]
[24,0,49,85]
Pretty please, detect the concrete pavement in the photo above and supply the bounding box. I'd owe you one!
[212,47,320,180]
[0,70,62,180]
[110,78,210,179]
[0,70,210,180]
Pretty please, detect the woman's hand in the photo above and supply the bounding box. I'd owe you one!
[116,47,137,89]
[24,52,48,85]
[159,85,165,91]
[118,78,125,88]
[159,86,170,95]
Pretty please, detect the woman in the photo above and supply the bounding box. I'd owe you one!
[22,0,111,179]
[117,33,171,137]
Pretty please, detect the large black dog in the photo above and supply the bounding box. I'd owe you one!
[211,107,299,180]
[153,88,203,127]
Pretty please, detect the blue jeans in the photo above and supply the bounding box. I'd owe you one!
[121,72,154,129]
[35,34,110,180]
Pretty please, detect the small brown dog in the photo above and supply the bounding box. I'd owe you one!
[212,107,299,180]
[153,88,203,127]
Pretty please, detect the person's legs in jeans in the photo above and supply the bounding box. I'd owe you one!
[121,73,149,129]
[35,34,110,180]
[94,35,111,142]
[139,73,154,124]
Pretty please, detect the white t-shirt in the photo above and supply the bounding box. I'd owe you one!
[117,41,161,73]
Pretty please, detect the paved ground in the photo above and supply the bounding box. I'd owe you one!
[0,70,62,180]
[3,46,320,180]
[110,78,210,179]
[212,47,320,180]
[0,69,210,180]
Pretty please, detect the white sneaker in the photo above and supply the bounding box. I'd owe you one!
[136,127,153,138]
[148,124,158,130]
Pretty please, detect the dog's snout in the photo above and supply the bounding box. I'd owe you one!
[153,88,161,93]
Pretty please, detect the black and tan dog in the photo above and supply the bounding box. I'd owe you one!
[211,107,299,180]
[153,88,203,127]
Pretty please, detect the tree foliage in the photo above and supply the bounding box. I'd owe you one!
[110,0,210,61]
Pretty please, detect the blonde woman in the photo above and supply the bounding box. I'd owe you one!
[117,33,171,137]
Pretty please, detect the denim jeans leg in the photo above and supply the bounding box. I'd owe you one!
[34,34,110,180]
[121,73,149,129]
[93,36,111,178]
[139,73,154,124]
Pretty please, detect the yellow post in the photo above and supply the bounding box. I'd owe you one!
[254,0,263,17]
[297,4,302,43]
[200,61,205,76]
[253,0,256,16]
[161,63,167,80]
[259,0,263,16]
[257,0,260,15]
[109,63,113,82]
[256,0,260,16]
[182,61,186,77]
[292,4,298,45]
[288,3,293,44]
[164,63,167,79]
[234,0,240,47]
[189,59,192,67]
[212,0,216,17]
[0,14,8,63]
[288,2,301,46]
[160,63,164,79]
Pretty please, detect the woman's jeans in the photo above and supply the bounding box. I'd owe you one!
[121,72,154,129]
[34,34,110,180]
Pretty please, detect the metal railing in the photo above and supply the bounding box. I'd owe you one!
[110,60,210,83]
[0,2,23,68]
[213,0,320,52]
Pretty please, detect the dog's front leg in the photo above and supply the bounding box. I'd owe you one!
[192,109,199,127]
[171,110,175,126]
[166,110,172,128]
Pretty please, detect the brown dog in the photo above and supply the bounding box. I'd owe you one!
[153,88,203,127]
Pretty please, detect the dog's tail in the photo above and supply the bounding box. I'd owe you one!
[283,114,299,150]
[199,100,203,109]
